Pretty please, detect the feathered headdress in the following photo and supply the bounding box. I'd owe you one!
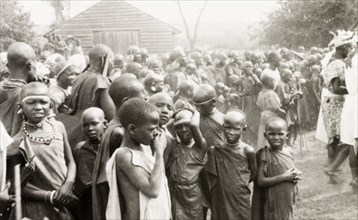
[328,30,354,48]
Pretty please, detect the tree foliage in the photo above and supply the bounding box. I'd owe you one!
[0,0,35,51]
[258,0,358,48]
[45,0,70,27]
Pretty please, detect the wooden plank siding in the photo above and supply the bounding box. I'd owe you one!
[49,0,180,54]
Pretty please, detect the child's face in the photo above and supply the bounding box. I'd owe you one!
[195,100,214,115]
[82,115,106,142]
[264,124,288,149]
[175,122,193,143]
[153,81,164,93]
[133,111,160,146]
[21,88,50,124]
[59,67,76,87]
[223,117,245,145]
[153,100,174,126]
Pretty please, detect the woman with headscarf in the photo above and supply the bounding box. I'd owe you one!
[320,30,353,177]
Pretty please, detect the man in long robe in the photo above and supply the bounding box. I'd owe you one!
[0,42,37,136]
[57,44,115,149]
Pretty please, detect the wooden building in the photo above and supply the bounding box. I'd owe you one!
[47,0,180,54]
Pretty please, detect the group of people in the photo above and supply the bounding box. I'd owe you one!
[0,28,356,220]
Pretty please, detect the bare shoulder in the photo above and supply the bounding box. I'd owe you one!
[283,145,294,157]
[243,143,256,156]
[74,141,86,155]
[115,148,133,169]
[51,120,66,132]
[111,126,124,137]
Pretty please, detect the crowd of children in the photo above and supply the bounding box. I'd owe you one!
[0,29,357,220]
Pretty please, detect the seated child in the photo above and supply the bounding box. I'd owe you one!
[74,107,108,220]
[106,98,171,219]
[6,82,78,219]
[253,117,302,220]
[207,110,257,220]
[168,109,207,219]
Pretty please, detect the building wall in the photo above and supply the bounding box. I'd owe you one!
[51,0,177,54]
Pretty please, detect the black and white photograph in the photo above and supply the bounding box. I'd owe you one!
[0,0,357,219]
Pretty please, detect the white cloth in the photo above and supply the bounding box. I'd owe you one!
[261,67,281,82]
[106,146,171,220]
[0,121,13,190]
[341,53,358,151]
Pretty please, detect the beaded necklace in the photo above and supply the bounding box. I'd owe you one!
[22,121,56,145]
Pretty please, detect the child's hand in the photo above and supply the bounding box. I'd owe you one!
[293,175,302,184]
[0,182,15,204]
[282,169,296,182]
[152,129,167,155]
[53,181,75,206]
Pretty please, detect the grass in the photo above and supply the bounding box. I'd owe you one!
[293,132,358,220]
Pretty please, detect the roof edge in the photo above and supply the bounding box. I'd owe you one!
[45,0,181,36]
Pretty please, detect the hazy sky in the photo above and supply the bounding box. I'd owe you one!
[20,0,279,25]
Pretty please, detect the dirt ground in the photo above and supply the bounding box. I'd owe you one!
[293,132,358,220]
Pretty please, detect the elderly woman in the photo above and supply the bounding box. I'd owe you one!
[321,31,353,177]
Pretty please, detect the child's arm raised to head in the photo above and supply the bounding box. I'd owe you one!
[190,111,207,151]
[245,146,257,182]
[257,162,296,187]
[116,131,167,198]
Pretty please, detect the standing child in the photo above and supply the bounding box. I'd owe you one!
[74,107,107,220]
[6,82,78,219]
[92,74,146,220]
[207,110,257,220]
[257,74,286,150]
[168,109,207,219]
[106,98,171,219]
[148,92,176,163]
[253,117,302,220]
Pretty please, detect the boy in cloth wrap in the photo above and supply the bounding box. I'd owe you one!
[168,109,207,219]
[74,107,108,220]
[253,117,302,220]
[106,98,171,219]
[207,110,257,220]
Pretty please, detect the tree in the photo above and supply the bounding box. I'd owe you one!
[0,0,35,51]
[45,0,70,27]
[258,0,358,48]
[177,0,208,50]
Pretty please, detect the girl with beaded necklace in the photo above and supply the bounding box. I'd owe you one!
[7,82,77,219]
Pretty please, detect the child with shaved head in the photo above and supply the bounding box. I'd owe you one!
[74,107,108,220]
[6,82,78,219]
[106,98,171,219]
[207,110,257,220]
[168,108,207,219]
[253,117,302,220]
[92,74,146,220]
[148,92,176,166]
[193,84,225,215]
